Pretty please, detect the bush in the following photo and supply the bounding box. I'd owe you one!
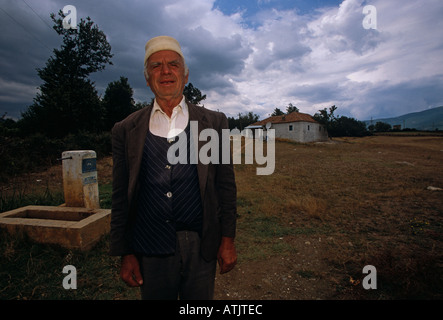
[0,131,111,182]
[329,116,370,137]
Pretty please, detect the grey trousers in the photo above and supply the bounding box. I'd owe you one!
[138,231,217,300]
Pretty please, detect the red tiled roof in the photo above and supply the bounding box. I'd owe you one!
[250,111,318,126]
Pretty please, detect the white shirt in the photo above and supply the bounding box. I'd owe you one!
[149,96,189,139]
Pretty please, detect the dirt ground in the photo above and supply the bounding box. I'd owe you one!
[2,162,337,300]
[2,158,353,300]
[2,135,442,300]
[214,236,342,300]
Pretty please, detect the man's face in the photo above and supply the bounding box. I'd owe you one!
[145,50,188,102]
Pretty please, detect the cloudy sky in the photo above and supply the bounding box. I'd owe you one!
[1,0,442,121]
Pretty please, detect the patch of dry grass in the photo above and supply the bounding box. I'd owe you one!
[233,135,443,299]
[285,196,329,220]
[1,135,442,299]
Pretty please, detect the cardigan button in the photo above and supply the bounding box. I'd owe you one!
[166,191,172,198]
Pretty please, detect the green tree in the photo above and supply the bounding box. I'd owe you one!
[0,115,18,137]
[20,12,113,137]
[102,77,135,130]
[313,105,337,126]
[313,105,337,137]
[271,108,284,116]
[184,83,206,106]
[314,106,369,137]
[329,116,368,137]
[374,121,392,132]
[286,103,299,114]
[134,101,150,111]
[227,112,260,130]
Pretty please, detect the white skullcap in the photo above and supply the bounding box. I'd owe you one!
[144,36,185,66]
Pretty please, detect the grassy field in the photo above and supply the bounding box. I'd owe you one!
[224,135,443,299]
[1,135,442,300]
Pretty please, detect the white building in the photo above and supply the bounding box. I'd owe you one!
[246,111,329,143]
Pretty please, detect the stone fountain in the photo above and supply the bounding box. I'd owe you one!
[0,151,111,251]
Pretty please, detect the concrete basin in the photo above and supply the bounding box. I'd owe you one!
[0,205,111,251]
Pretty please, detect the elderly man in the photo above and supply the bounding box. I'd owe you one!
[109,36,237,300]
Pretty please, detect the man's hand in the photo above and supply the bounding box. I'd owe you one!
[217,237,237,274]
[120,254,143,287]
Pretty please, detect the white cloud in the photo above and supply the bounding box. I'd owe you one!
[214,0,443,119]
[1,0,442,121]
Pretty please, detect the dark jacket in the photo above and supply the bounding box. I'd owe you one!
[109,101,237,261]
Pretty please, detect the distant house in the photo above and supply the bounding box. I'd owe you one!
[245,111,329,143]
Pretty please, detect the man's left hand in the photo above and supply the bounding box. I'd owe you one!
[217,237,237,274]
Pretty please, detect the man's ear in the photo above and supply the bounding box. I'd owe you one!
[145,74,150,87]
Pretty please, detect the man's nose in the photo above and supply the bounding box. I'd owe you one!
[161,63,171,74]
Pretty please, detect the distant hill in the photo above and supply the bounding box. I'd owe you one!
[364,106,443,130]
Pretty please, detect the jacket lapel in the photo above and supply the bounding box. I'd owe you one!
[127,105,152,202]
[188,102,210,201]
[126,102,210,203]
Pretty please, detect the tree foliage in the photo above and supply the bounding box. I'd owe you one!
[286,103,299,114]
[314,105,369,137]
[20,12,113,137]
[227,112,260,130]
[368,121,392,133]
[270,103,299,116]
[102,76,136,130]
[374,121,392,132]
[313,105,338,127]
[329,116,368,137]
[271,108,284,116]
[184,83,206,106]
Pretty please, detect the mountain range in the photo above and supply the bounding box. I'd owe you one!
[364,106,443,131]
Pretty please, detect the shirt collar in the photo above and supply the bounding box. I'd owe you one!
[152,96,188,117]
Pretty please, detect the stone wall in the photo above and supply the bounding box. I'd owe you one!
[272,121,328,142]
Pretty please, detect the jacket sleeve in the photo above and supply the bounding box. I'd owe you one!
[109,122,133,256]
[215,113,237,238]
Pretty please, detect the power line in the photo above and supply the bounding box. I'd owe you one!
[0,6,52,52]
[21,0,54,32]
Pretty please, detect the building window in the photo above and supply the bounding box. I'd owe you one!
[307,125,310,131]
[289,125,293,131]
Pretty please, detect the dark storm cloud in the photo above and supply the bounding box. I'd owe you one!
[288,82,348,103]
[1,0,442,121]
[0,0,253,118]
[178,27,252,92]
[359,76,443,119]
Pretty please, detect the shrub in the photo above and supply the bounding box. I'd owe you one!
[0,131,111,182]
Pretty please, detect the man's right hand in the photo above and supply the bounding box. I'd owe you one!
[120,254,143,287]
